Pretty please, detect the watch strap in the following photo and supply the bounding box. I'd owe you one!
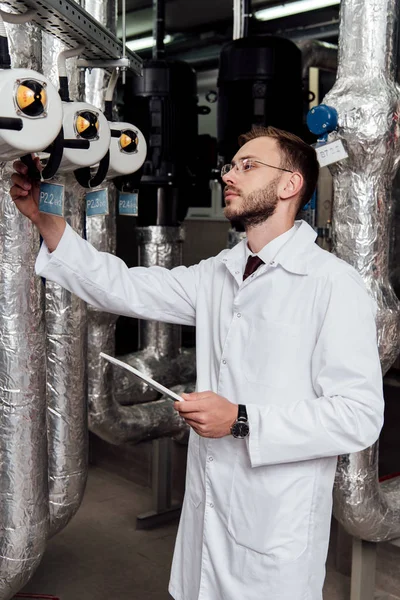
[237,404,247,421]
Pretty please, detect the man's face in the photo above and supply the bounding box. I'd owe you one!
[222,137,285,228]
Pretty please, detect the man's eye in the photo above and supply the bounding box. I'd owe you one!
[242,161,254,171]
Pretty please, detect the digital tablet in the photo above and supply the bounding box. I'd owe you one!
[100,352,184,402]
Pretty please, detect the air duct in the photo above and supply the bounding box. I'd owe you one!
[0,13,48,598]
[323,0,400,540]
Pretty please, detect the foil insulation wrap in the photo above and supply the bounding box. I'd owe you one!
[323,0,400,541]
[82,0,117,110]
[87,220,188,443]
[45,175,88,538]
[41,33,80,100]
[0,17,48,598]
[85,183,118,434]
[116,227,194,407]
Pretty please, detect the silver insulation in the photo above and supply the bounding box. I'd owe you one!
[0,15,48,598]
[82,0,190,444]
[115,228,196,406]
[41,35,88,538]
[82,0,116,110]
[323,0,400,541]
[87,222,190,444]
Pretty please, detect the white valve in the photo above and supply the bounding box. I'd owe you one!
[58,101,111,173]
[0,68,63,161]
[107,121,147,179]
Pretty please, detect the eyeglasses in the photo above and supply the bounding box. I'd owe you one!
[221,157,293,178]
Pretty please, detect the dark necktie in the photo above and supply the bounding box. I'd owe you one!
[243,255,264,281]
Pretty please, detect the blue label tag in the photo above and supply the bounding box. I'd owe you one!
[86,189,109,217]
[118,192,138,216]
[39,182,64,216]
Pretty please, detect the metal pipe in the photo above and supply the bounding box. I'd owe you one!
[296,40,338,80]
[152,0,165,60]
[324,0,400,541]
[0,13,48,597]
[233,0,251,40]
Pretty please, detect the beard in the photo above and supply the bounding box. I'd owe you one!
[224,179,279,229]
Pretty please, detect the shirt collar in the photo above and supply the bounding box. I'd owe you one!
[220,220,317,276]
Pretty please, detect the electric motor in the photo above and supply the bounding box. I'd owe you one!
[217,36,304,163]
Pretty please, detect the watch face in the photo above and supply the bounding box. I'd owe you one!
[231,421,249,439]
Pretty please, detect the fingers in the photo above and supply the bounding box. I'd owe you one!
[181,391,213,402]
[11,173,32,191]
[174,400,203,413]
[12,160,28,175]
[10,184,29,200]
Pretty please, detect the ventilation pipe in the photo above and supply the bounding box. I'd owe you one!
[323,0,400,541]
[0,11,48,598]
[41,34,89,538]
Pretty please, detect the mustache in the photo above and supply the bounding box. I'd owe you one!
[224,186,241,196]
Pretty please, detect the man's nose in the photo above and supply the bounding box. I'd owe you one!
[222,168,238,185]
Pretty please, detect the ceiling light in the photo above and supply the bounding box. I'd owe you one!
[255,0,340,21]
[126,34,172,52]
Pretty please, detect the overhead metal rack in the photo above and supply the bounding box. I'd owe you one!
[1,0,142,75]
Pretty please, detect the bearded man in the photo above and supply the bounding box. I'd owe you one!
[10,126,383,600]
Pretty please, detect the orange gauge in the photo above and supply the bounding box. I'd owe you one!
[75,110,99,140]
[15,79,47,117]
[119,129,138,153]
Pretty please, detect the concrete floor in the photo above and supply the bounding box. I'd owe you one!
[20,466,400,600]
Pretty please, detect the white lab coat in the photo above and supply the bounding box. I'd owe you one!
[36,219,384,600]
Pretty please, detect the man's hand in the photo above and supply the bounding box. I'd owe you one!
[10,157,42,223]
[10,157,66,252]
[174,391,238,438]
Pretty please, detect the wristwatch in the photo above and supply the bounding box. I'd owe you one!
[231,404,249,439]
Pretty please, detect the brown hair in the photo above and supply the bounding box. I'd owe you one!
[238,126,319,210]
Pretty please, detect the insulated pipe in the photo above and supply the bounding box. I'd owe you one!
[296,40,338,80]
[0,13,48,598]
[152,0,165,60]
[324,0,400,541]
[41,34,88,538]
[45,176,88,538]
[114,227,196,407]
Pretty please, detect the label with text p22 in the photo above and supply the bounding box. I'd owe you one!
[39,182,65,217]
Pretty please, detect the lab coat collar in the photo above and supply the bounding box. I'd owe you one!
[221,220,317,276]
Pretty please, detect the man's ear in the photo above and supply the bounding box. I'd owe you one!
[278,172,303,200]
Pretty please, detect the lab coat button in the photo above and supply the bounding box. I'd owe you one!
[270,260,275,266]
[222,359,227,365]
[208,456,214,462]
[237,313,241,318]
[209,503,214,508]
[235,270,239,274]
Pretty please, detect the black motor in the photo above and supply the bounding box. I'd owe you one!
[122,59,199,226]
[217,35,304,164]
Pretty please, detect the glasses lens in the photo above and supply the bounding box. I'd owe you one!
[221,164,231,177]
